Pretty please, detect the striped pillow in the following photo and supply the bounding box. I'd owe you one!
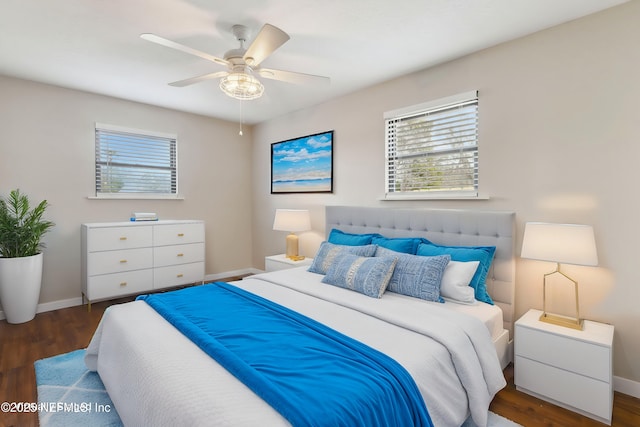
[376,246,450,302]
[308,242,377,275]
[321,254,398,298]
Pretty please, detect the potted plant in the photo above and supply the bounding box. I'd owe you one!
[0,189,54,324]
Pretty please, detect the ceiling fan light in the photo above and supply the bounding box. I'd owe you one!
[219,73,264,100]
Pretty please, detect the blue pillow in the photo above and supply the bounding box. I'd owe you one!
[416,243,496,305]
[376,246,450,302]
[371,236,422,254]
[322,254,398,298]
[327,229,379,246]
[308,242,378,275]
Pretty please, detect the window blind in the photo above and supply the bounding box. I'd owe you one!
[385,91,478,197]
[95,124,177,195]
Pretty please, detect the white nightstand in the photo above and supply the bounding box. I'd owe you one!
[264,254,313,272]
[514,309,614,425]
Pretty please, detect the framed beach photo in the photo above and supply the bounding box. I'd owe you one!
[271,130,334,194]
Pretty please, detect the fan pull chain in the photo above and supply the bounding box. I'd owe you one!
[239,100,243,136]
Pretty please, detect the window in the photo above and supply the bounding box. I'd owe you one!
[95,123,177,197]
[384,91,478,199]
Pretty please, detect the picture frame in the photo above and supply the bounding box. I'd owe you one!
[271,130,334,194]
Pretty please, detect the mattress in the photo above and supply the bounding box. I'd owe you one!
[441,298,504,340]
[86,268,506,427]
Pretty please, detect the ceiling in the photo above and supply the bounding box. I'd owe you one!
[0,0,627,124]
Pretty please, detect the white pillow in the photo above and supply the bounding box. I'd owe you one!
[440,260,480,304]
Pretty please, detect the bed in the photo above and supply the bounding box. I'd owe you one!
[324,205,516,367]
[85,206,515,427]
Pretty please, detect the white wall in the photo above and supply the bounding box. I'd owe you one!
[0,75,254,304]
[252,2,640,384]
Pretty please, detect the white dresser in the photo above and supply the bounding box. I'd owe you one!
[515,309,614,425]
[81,220,205,307]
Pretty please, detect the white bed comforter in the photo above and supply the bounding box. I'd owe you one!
[85,268,506,427]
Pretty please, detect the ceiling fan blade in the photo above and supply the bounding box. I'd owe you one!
[243,24,290,67]
[140,33,229,67]
[258,68,330,86]
[168,71,229,87]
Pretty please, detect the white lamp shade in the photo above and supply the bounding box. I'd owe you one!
[273,209,311,232]
[521,222,598,266]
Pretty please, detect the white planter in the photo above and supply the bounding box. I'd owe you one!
[0,253,43,324]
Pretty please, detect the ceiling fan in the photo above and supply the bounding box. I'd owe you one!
[141,24,329,101]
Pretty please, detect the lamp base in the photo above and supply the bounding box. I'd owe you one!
[539,312,584,330]
[539,264,584,331]
[285,233,304,260]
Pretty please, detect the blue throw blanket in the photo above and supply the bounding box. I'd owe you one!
[137,283,433,427]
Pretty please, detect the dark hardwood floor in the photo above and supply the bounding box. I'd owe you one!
[1,279,639,427]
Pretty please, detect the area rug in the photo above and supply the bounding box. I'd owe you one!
[34,349,122,427]
[35,349,521,427]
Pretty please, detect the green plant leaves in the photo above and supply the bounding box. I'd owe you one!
[0,189,55,258]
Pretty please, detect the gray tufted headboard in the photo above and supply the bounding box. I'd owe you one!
[325,206,516,334]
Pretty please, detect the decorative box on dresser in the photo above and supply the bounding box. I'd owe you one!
[81,220,205,308]
[514,308,614,425]
[265,254,313,272]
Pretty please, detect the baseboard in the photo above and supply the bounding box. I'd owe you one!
[0,268,260,321]
[614,375,640,399]
[0,296,84,321]
[38,296,84,313]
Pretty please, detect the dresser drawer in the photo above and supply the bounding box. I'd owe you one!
[153,262,204,290]
[87,248,153,276]
[265,258,292,272]
[154,243,205,267]
[87,226,152,252]
[153,223,204,246]
[515,356,612,421]
[86,269,152,300]
[516,326,610,381]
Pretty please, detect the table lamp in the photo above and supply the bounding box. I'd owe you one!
[273,209,311,260]
[521,222,598,330]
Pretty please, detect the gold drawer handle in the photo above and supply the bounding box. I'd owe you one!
[177,253,184,257]
[120,237,127,240]
[176,273,184,278]
[120,259,127,263]
[120,282,127,287]
[177,233,185,237]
